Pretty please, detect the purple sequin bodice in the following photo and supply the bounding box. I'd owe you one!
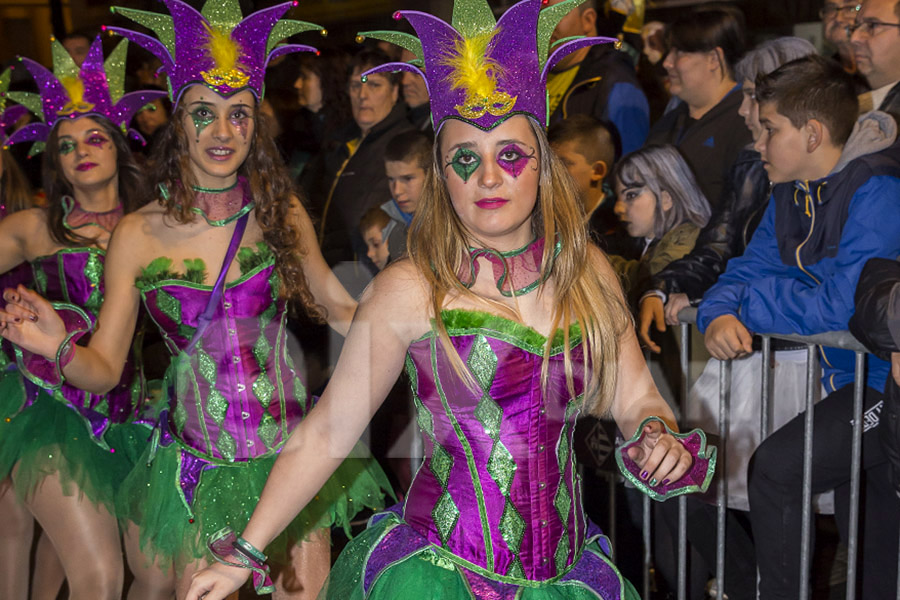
[138,249,310,463]
[403,309,587,582]
[29,248,143,427]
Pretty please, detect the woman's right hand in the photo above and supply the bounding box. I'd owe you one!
[185,562,251,600]
[0,285,68,359]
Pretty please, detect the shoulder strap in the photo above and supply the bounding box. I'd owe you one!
[185,211,250,355]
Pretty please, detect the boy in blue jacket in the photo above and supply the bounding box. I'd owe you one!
[697,55,900,599]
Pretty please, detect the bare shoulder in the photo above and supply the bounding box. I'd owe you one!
[357,258,431,340]
[3,207,47,231]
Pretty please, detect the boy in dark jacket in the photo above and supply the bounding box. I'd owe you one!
[697,55,900,599]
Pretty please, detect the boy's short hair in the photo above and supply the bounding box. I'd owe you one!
[359,206,391,235]
[384,130,433,171]
[547,114,616,168]
[755,54,859,146]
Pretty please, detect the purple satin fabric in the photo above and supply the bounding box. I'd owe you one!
[403,333,587,581]
[141,263,311,462]
[22,250,143,437]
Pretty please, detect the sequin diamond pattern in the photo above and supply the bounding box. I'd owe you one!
[137,241,311,463]
[401,309,588,582]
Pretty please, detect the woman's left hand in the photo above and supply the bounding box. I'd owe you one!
[626,419,693,486]
[185,562,250,600]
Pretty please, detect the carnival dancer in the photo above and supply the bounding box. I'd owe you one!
[182,1,717,598]
[0,38,171,600]
[0,66,47,600]
[0,1,392,598]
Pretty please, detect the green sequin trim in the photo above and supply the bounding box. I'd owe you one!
[433,309,582,357]
[252,372,275,409]
[83,252,103,315]
[257,412,278,449]
[137,257,207,290]
[188,200,254,228]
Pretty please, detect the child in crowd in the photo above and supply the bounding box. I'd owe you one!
[359,207,392,271]
[378,130,432,260]
[548,114,642,259]
[609,144,711,305]
[697,54,900,599]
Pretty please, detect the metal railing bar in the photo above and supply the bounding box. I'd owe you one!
[716,359,730,600]
[845,351,867,599]
[799,344,818,600]
[678,321,691,600]
[643,493,651,600]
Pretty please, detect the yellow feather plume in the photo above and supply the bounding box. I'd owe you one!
[203,24,242,72]
[442,31,501,101]
[60,76,86,107]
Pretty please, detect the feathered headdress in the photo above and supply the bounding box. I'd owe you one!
[106,0,325,105]
[5,35,167,155]
[358,0,619,132]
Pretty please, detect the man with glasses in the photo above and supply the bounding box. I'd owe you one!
[851,0,900,117]
[821,1,863,75]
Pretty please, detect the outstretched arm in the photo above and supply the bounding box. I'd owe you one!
[186,261,428,600]
[291,198,357,336]
[590,250,691,486]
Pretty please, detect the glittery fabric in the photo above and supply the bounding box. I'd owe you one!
[14,249,146,447]
[0,380,151,513]
[6,36,166,149]
[359,0,617,132]
[321,308,642,598]
[615,416,717,502]
[458,236,561,297]
[108,0,322,105]
[0,66,32,146]
[137,244,309,463]
[131,225,391,566]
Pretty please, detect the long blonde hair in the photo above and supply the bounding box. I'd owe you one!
[408,117,629,414]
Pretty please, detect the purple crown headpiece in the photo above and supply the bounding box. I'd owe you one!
[359,0,619,132]
[0,67,30,147]
[5,36,167,155]
[106,0,325,105]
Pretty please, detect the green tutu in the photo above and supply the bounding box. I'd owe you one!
[321,510,641,600]
[0,382,152,513]
[117,438,393,571]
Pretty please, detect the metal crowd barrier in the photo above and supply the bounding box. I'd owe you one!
[628,306,892,600]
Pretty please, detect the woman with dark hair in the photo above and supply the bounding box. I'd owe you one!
[0,3,391,597]
[647,4,750,209]
[0,40,172,599]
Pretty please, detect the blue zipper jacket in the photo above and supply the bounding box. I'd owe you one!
[697,112,900,393]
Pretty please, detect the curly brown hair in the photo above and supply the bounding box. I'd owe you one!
[151,101,324,321]
[43,115,150,247]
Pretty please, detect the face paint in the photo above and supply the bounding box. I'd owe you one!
[446,147,481,183]
[85,131,110,149]
[58,139,76,155]
[189,105,216,140]
[497,144,537,178]
[229,106,252,142]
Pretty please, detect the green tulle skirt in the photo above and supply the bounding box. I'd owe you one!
[117,437,393,571]
[321,510,641,600]
[0,377,152,513]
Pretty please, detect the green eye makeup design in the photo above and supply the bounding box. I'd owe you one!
[58,140,76,155]
[190,107,216,139]
[447,147,482,183]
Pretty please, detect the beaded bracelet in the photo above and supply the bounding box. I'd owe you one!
[207,527,274,595]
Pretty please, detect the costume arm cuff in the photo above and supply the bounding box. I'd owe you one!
[615,416,717,502]
[14,303,92,391]
[208,527,274,595]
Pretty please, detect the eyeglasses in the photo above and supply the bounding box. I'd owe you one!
[819,3,860,20]
[847,19,900,37]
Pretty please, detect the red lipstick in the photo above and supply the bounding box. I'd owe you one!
[475,197,508,210]
[75,162,98,171]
